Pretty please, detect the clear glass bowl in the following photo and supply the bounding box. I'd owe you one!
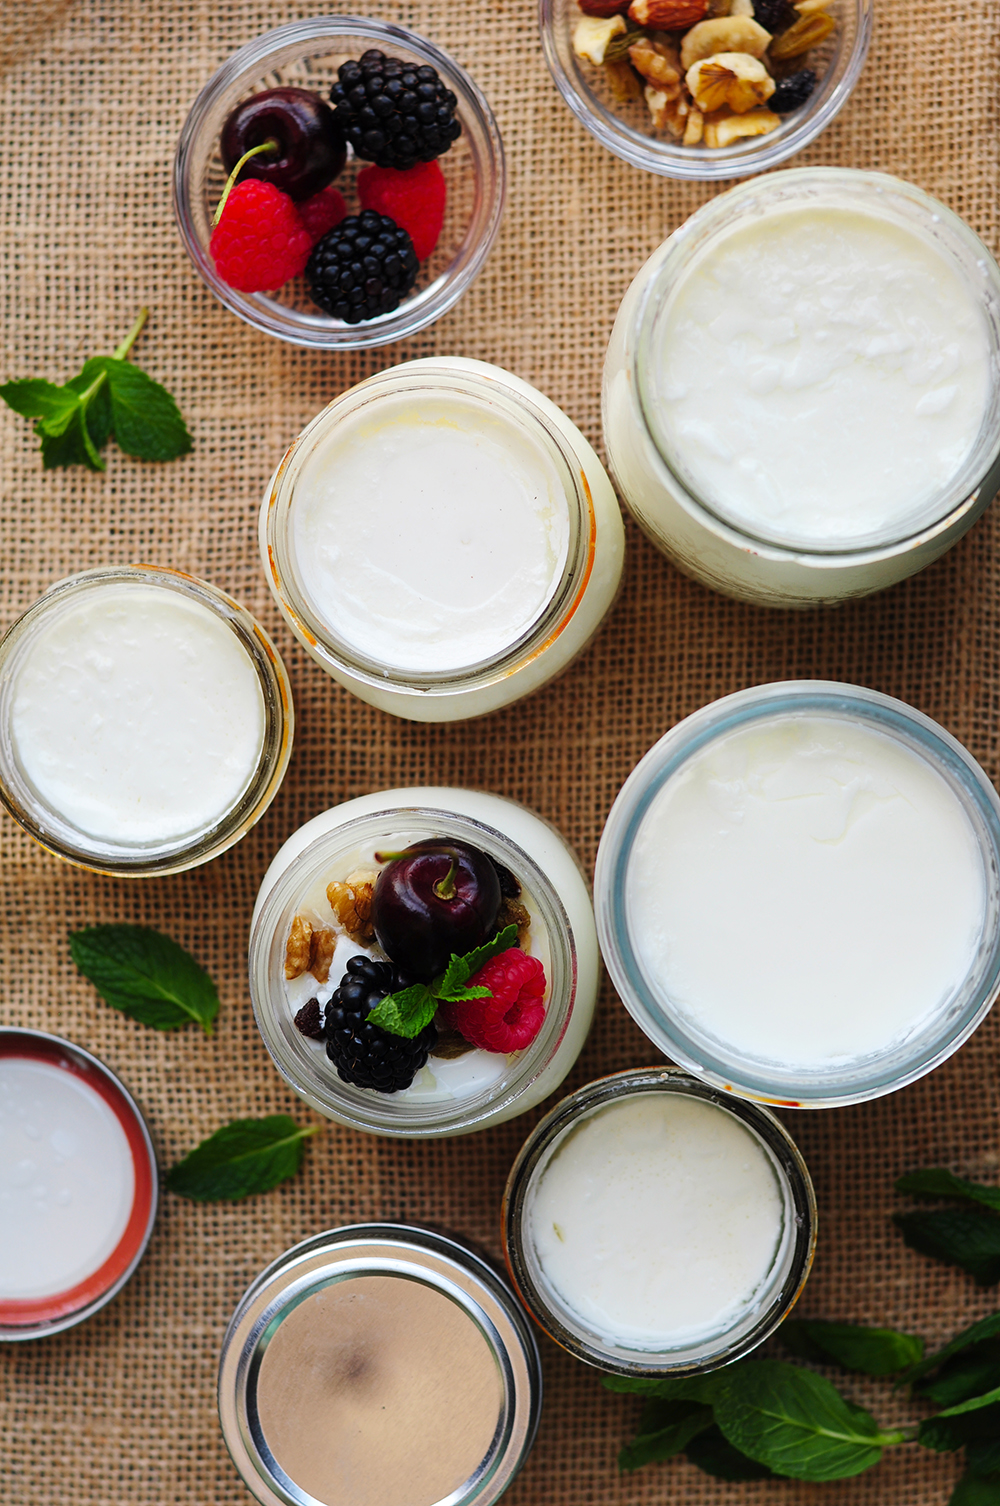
[594,682,1000,1107]
[173,16,505,349]
[540,0,872,180]
[503,1069,816,1375]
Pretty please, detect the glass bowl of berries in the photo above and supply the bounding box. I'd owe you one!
[540,0,871,180]
[173,17,505,347]
[248,789,600,1138]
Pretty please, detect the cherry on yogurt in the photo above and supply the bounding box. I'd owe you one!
[372,839,502,981]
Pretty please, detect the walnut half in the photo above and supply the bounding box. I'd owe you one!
[326,876,376,943]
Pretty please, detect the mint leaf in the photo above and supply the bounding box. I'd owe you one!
[1,378,79,424]
[38,409,105,471]
[97,357,193,461]
[366,983,437,1039]
[951,1474,1000,1505]
[68,359,113,448]
[69,924,219,1034]
[619,1402,714,1470]
[918,1402,1000,1454]
[602,1374,722,1404]
[914,1338,1000,1407]
[166,1116,319,1201]
[894,1209,1000,1285]
[897,1168,1000,1214]
[781,1320,924,1375]
[937,1384,1000,1417]
[967,1435,1000,1479]
[906,1314,1000,1386]
[713,1360,902,1481]
[439,985,491,1002]
[436,924,518,1000]
[685,1425,778,1481]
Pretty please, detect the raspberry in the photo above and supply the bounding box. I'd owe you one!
[298,186,349,243]
[209,179,313,293]
[438,949,547,1053]
[357,161,446,260]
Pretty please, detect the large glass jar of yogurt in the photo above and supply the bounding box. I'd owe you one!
[250,788,599,1136]
[0,566,292,875]
[603,169,1000,607]
[260,358,625,720]
[595,682,1000,1107]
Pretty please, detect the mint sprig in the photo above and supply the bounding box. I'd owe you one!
[367,924,518,1038]
[166,1115,320,1202]
[69,923,219,1034]
[1,308,192,471]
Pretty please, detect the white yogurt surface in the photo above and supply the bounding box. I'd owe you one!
[0,1057,135,1299]
[627,714,986,1068]
[529,1094,784,1348]
[290,390,571,674]
[11,583,266,844]
[651,206,992,549]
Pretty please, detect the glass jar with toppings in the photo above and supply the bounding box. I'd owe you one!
[603,168,1000,605]
[260,357,624,721]
[249,788,599,1136]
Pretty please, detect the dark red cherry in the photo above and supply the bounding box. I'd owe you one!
[220,88,346,202]
[372,839,502,982]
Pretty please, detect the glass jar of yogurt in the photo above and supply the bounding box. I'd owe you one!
[249,788,599,1136]
[595,682,1000,1107]
[260,357,625,720]
[503,1069,816,1375]
[603,168,1000,606]
[0,566,293,875]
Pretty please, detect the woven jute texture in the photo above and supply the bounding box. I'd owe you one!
[2,1,1000,1502]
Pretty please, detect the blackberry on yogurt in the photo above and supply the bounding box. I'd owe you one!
[324,955,436,1092]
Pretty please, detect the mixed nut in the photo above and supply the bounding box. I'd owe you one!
[572,0,837,148]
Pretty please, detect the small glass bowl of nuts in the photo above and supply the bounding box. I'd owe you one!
[540,0,871,179]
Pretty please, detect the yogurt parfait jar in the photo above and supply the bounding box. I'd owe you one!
[250,788,599,1136]
[261,357,624,720]
[603,168,1000,606]
[595,682,1000,1107]
[503,1069,816,1375]
[0,566,292,875]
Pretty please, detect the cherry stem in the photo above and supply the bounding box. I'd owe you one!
[433,860,458,902]
[212,139,280,227]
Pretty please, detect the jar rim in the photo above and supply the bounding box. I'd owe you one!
[595,680,1000,1106]
[632,168,1000,558]
[0,565,293,876]
[263,360,598,697]
[249,800,580,1136]
[502,1068,817,1375]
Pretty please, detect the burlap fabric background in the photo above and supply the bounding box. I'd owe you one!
[2,1,999,1502]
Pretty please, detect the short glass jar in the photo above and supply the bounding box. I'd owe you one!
[602,168,1000,606]
[173,17,505,349]
[595,682,1000,1108]
[0,565,293,876]
[218,1224,541,1506]
[249,788,599,1136]
[503,1069,816,1375]
[260,358,624,721]
[541,0,871,181]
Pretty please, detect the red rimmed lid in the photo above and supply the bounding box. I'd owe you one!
[0,1031,157,1335]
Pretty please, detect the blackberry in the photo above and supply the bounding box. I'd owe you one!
[770,69,817,113]
[306,211,419,322]
[752,0,798,31]
[329,50,461,170]
[324,955,436,1093]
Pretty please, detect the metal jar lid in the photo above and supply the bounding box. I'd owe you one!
[218,1223,542,1506]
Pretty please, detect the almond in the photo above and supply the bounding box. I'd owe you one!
[629,0,708,29]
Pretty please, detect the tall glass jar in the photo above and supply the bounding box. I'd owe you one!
[260,358,624,721]
[249,788,599,1136]
[603,169,1000,607]
[595,682,1000,1107]
[0,566,293,876]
